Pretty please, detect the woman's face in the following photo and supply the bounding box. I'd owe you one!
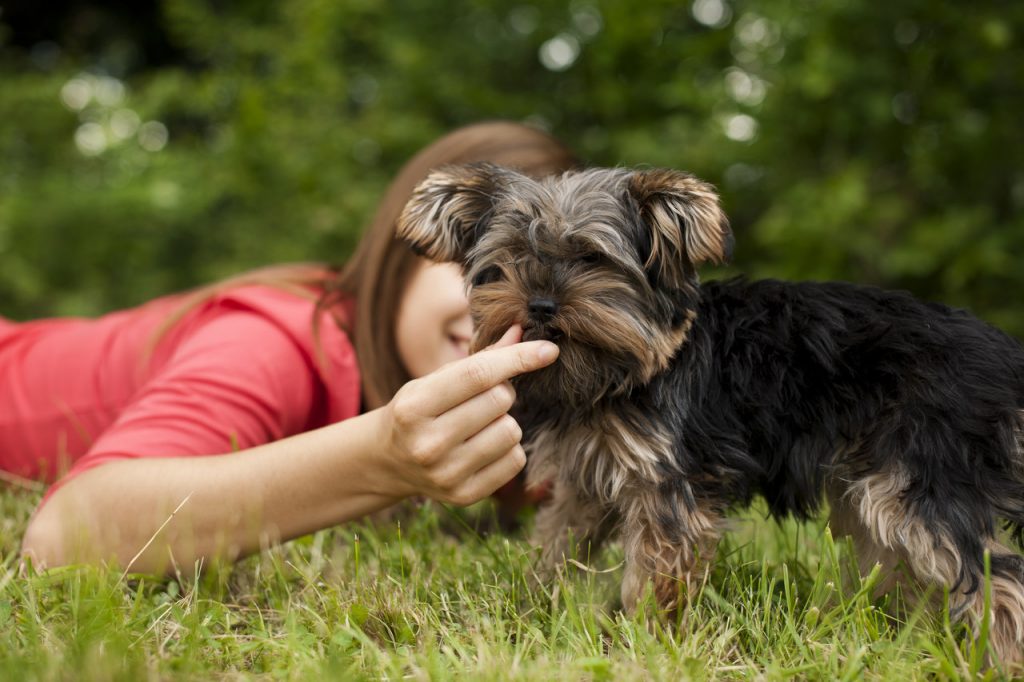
[395,259,473,378]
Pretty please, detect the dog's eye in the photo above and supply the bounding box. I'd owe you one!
[471,266,502,287]
[579,253,602,266]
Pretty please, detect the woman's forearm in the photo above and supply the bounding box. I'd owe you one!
[20,333,556,574]
[21,409,401,575]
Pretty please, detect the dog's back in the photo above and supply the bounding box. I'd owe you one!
[672,277,1024,520]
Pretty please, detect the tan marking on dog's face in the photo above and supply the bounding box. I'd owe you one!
[650,310,695,378]
[467,251,695,404]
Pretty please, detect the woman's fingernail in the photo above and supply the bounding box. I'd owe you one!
[536,342,559,363]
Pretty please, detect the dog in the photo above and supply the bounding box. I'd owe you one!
[396,162,1024,664]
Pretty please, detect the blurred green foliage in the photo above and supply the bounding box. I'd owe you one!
[1,0,1022,335]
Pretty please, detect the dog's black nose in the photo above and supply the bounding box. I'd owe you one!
[528,298,559,320]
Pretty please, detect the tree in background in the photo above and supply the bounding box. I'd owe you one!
[0,0,1021,335]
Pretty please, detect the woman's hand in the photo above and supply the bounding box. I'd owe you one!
[374,325,559,506]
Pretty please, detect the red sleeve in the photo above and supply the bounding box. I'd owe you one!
[45,309,318,496]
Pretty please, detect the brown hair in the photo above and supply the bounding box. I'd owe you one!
[323,120,579,409]
[150,121,578,410]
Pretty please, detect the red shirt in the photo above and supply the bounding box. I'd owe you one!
[0,286,361,495]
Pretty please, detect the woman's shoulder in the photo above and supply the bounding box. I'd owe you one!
[212,284,354,340]
[173,284,362,423]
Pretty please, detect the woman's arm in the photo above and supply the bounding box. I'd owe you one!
[21,329,558,575]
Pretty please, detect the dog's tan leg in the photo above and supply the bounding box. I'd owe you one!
[956,545,1024,669]
[828,485,908,597]
[619,489,722,614]
[531,479,614,575]
[840,472,1024,668]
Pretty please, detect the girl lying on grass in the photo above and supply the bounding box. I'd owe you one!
[1,121,573,575]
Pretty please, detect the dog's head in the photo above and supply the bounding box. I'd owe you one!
[397,163,732,406]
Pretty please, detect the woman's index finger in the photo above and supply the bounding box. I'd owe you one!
[420,340,559,415]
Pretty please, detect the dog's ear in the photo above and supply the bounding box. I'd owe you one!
[627,169,733,287]
[397,163,509,263]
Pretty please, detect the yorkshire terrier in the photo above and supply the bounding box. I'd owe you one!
[397,163,1024,664]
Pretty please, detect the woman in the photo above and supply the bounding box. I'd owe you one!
[4,121,577,574]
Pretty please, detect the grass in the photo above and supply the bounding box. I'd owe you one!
[0,484,1014,680]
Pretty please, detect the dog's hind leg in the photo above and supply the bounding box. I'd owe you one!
[618,486,723,615]
[839,469,1024,668]
[828,483,909,598]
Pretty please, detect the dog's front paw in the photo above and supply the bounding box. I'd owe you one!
[529,527,572,577]
[620,556,695,623]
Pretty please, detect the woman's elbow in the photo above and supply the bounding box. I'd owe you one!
[21,504,67,570]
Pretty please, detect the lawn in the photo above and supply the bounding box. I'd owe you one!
[0,483,1009,680]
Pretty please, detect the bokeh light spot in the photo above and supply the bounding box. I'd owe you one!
[352,137,381,165]
[138,121,169,152]
[724,162,764,187]
[571,3,603,38]
[349,74,379,105]
[692,0,732,29]
[539,34,580,71]
[722,113,758,142]
[725,67,766,106]
[893,20,919,46]
[74,122,107,155]
[891,92,917,124]
[94,76,126,107]
[60,77,92,111]
[150,180,181,209]
[110,109,141,140]
[508,6,539,35]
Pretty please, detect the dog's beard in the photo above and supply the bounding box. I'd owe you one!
[469,281,677,408]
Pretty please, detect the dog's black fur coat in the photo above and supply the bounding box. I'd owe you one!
[649,279,1024,586]
[512,276,1024,593]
